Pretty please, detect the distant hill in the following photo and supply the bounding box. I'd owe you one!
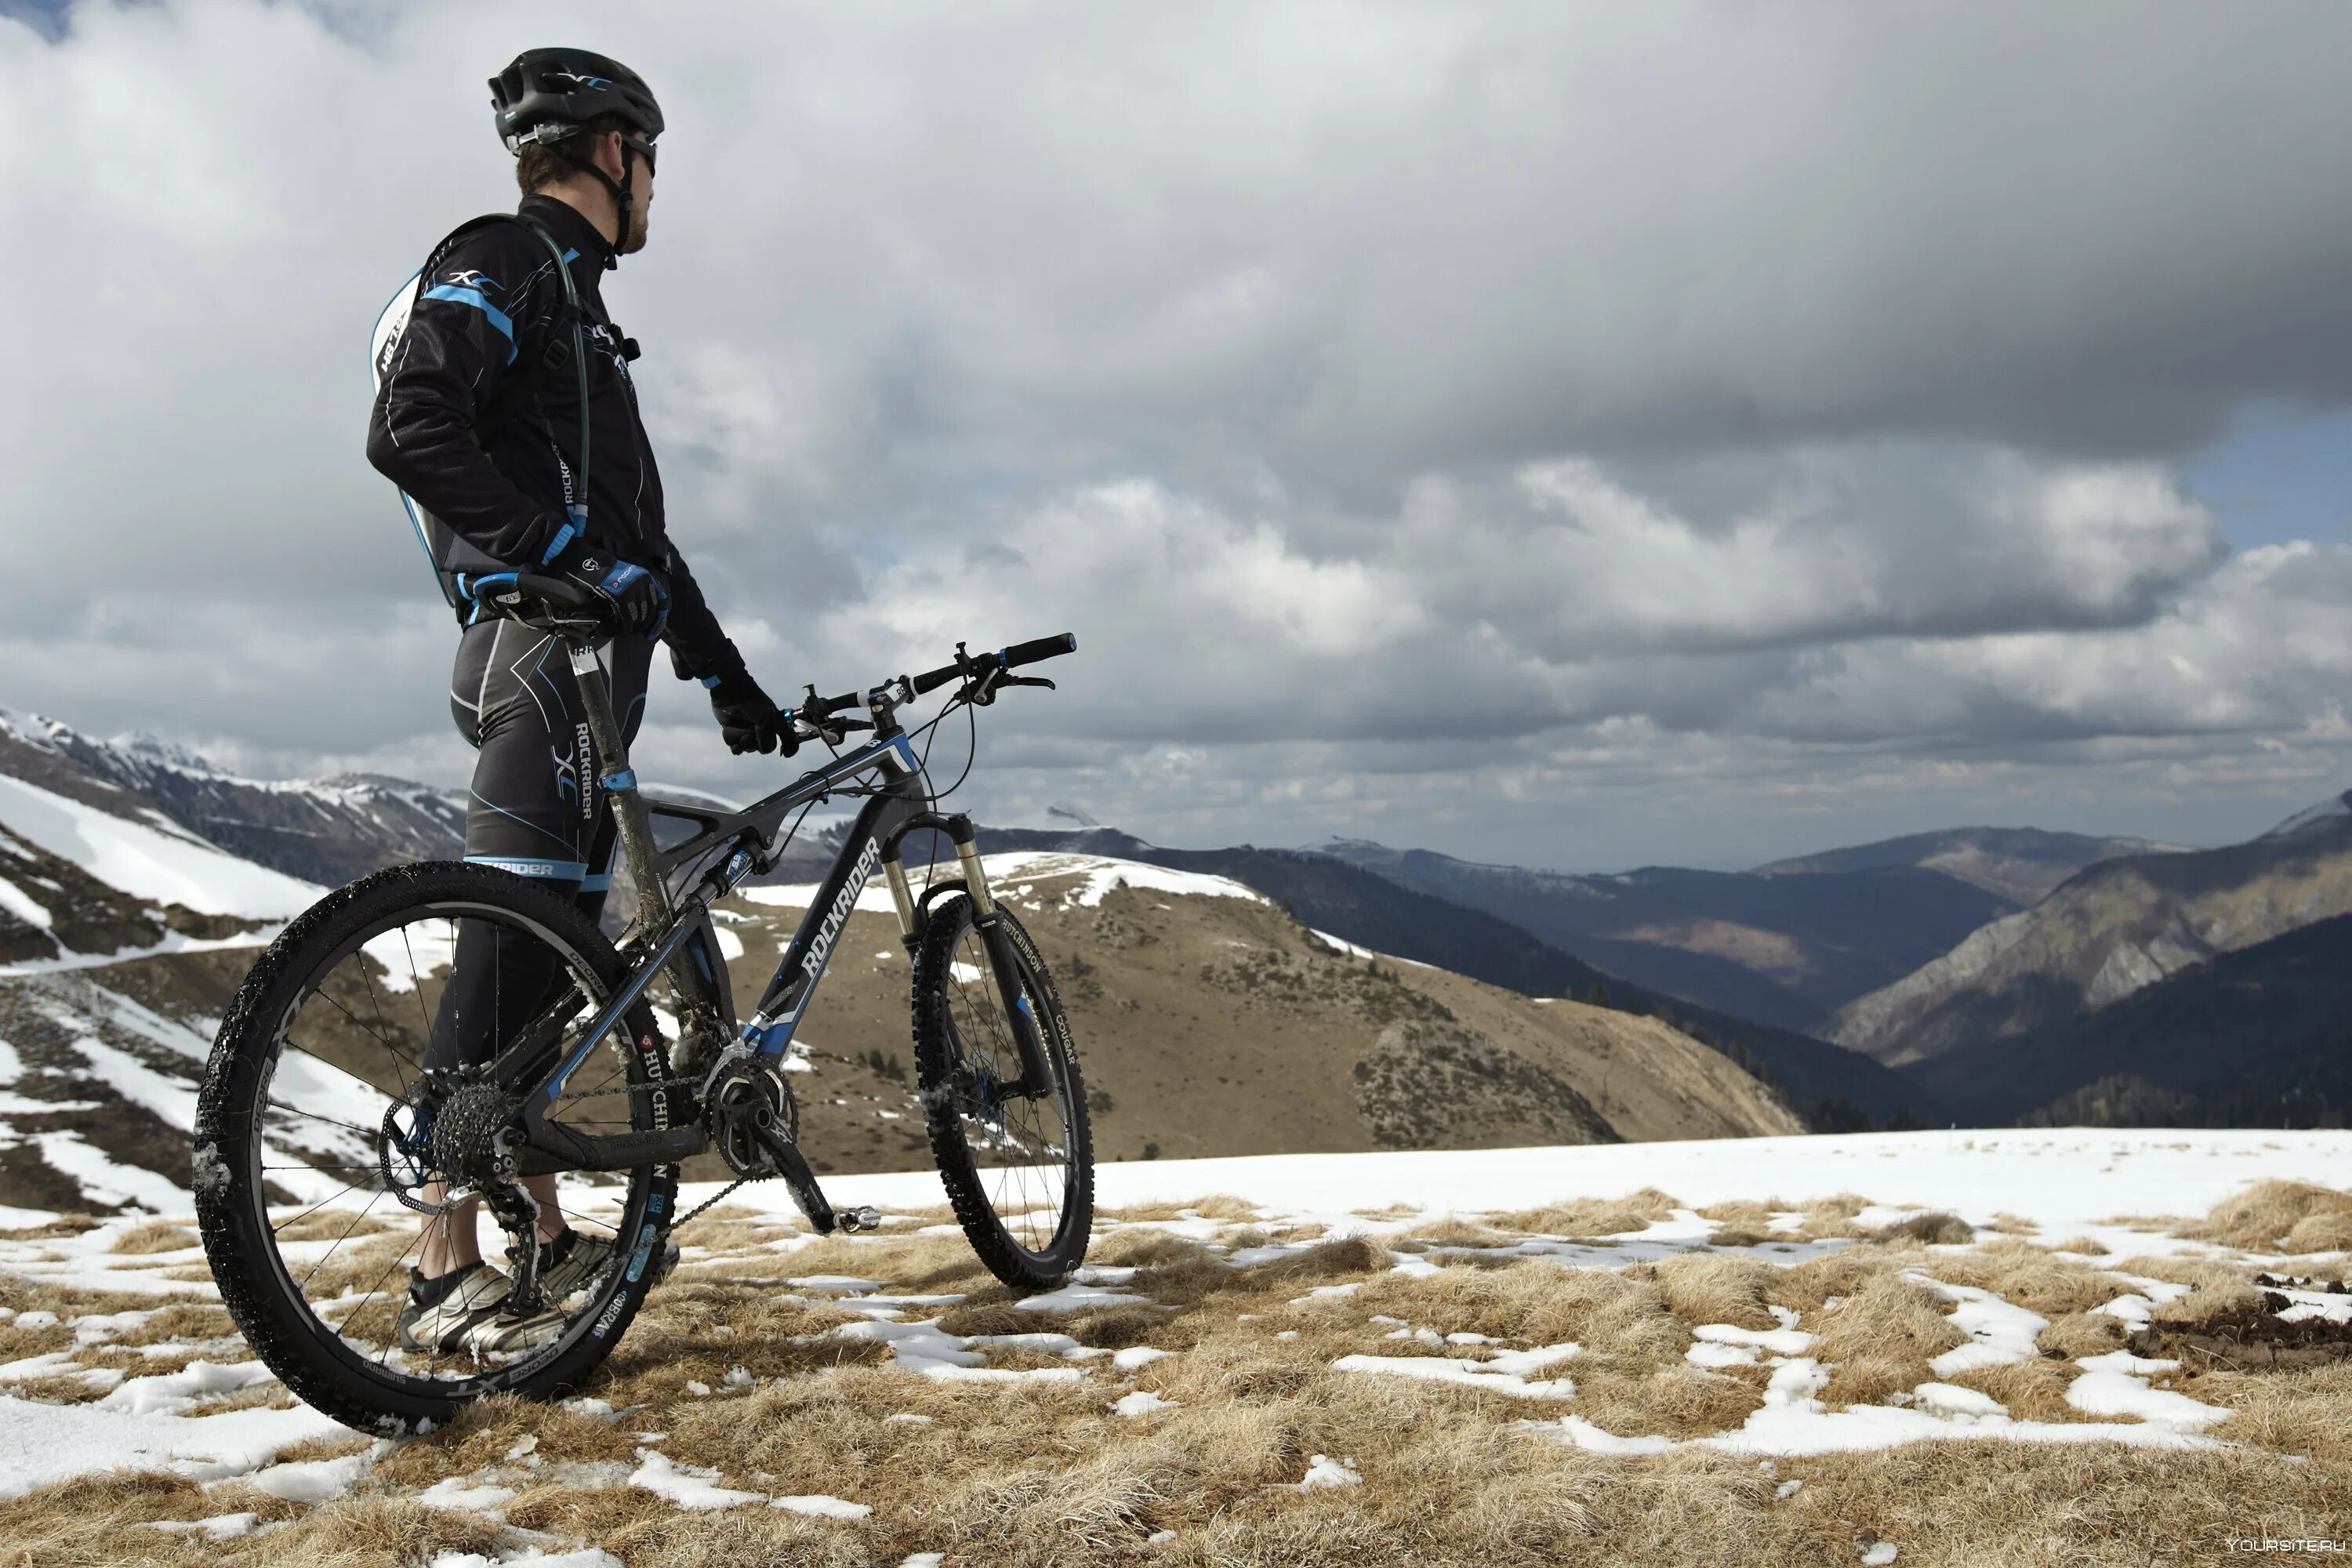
[725,852,1806,1171]
[1911,911,2352,1129]
[0,711,463,885]
[1755,826,2173,906]
[871,829,1936,1131]
[0,710,1933,1143]
[0,839,1806,1212]
[1835,790,2352,1071]
[1314,838,2013,1035]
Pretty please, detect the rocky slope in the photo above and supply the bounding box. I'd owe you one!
[1913,910,2352,1127]
[725,852,1805,1174]
[1835,790,2352,1069]
[901,830,1935,1127]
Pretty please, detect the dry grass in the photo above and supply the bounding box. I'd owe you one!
[256,1495,509,1565]
[1646,1253,1787,1330]
[107,1220,198,1254]
[3,1195,2344,1566]
[2111,1254,2265,1329]
[1494,1185,1679,1237]
[2053,1234,2109,1254]
[1762,1192,1877,1242]
[0,1214,103,1243]
[1933,1239,2129,1319]
[2179,1179,2352,1254]
[0,1471,278,1566]
[1873,1210,1976,1246]
[264,1207,398,1246]
[2038,1309,2131,1359]
[1947,1358,2096,1425]
[1807,1271,1965,1407]
[1397,1214,1521,1249]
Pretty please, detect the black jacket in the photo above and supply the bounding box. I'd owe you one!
[366,195,741,681]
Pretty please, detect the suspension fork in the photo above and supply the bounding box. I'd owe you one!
[943,815,1056,1098]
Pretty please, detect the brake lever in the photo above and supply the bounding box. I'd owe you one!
[793,716,875,747]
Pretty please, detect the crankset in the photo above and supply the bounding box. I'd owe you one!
[703,1054,880,1236]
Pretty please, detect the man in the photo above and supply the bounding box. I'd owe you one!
[367,49,786,1354]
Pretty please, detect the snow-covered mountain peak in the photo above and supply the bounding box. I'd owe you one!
[2263,789,2352,840]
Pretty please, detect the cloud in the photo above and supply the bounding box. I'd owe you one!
[2,0,2350,867]
[772,444,2223,741]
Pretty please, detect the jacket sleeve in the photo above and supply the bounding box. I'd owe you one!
[658,545,748,683]
[365,227,570,570]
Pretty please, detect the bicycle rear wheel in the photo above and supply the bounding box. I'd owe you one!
[194,862,677,1433]
[911,894,1094,1287]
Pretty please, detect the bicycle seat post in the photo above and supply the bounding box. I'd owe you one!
[564,637,672,924]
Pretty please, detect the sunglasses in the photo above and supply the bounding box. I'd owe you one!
[621,134,657,176]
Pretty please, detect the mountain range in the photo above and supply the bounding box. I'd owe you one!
[5,704,2350,1193]
[0,713,1815,1214]
[1832,793,2352,1069]
[1313,834,2112,1035]
[0,711,463,886]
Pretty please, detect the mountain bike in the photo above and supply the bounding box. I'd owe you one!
[193,575,1092,1432]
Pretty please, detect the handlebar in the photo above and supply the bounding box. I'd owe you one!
[800,632,1078,716]
[474,579,1073,734]
[912,632,1077,696]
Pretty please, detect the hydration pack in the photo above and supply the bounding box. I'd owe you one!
[370,214,593,608]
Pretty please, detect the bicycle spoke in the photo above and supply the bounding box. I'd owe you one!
[297,1186,391,1294]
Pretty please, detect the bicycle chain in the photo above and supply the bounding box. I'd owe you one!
[670,1174,760,1232]
[543,1073,773,1233]
[550,1073,700,1106]
[538,1038,793,1232]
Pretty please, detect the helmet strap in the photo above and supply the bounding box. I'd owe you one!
[552,136,637,267]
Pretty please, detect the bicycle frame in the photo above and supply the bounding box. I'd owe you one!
[502,635,1051,1179]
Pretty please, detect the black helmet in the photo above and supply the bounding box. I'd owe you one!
[488,48,662,153]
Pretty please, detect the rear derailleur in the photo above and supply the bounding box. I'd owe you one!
[382,1073,554,1313]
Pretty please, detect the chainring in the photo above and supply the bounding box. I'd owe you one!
[707,1058,800,1178]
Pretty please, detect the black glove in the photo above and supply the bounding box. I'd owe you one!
[544,529,670,640]
[706,666,791,755]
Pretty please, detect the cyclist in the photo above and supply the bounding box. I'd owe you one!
[366,49,787,1354]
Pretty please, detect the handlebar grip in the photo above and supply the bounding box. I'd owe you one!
[1000,632,1076,670]
[911,663,962,696]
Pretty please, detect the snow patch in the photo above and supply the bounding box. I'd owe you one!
[771,1492,873,1519]
[0,772,319,918]
[1332,1345,1577,1399]
[1298,1454,1362,1491]
[1112,1389,1177,1417]
[629,1448,764,1510]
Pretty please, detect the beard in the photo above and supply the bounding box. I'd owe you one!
[622,204,650,254]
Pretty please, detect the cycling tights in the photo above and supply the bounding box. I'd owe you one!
[425,620,653,1074]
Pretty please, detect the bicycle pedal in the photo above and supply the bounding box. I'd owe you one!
[837,1206,884,1234]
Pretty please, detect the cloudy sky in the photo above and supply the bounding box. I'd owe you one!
[5,0,2352,870]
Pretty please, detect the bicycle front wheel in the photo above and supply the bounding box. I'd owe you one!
[911,894,1094,1288]
[193,862,677,1433]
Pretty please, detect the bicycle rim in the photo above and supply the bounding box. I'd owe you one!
[235,896,655,1399]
